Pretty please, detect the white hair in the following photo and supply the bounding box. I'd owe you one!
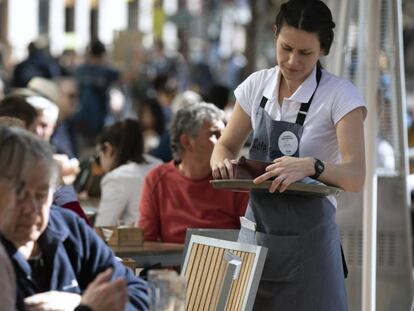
[171,90,203,113]
[26,96,59,123]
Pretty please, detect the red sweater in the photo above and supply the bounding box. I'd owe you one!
[138,162,248,243]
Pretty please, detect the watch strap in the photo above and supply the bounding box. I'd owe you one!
[311,158,324,179]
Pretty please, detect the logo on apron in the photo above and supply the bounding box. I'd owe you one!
[278,130,299,156]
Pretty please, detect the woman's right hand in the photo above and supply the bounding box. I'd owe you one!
[211,158,237,179]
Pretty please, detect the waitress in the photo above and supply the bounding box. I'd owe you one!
[210,0,366,310]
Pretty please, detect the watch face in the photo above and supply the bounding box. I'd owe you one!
[316,160,324,173]
[316,163,323,171]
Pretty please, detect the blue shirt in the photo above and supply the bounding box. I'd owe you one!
[74,64,119,137]
[2,207,148,311]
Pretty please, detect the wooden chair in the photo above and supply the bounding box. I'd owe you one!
[183,228,240,256]
[181,235,267,311]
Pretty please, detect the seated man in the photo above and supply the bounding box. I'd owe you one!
[0,95,89,225]
[0,126,148,311]
[138,102,249,243]
[0,177,18,310]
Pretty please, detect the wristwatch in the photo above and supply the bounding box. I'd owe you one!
[311,158,324,179]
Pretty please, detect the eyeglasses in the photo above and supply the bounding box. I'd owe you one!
[16,182,51,206]
[15,180,26,201]
[0,176,26,201]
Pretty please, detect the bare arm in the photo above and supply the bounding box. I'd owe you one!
[254,107,366,192]
[210,102,252,179]
[321,107,365,191]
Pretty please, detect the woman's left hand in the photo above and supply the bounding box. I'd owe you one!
[253,156,315,193]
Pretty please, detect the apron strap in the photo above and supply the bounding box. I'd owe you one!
[259,96,268,108]
[295,68,322,126]
[259,67,322,125]
[340,244,348,278]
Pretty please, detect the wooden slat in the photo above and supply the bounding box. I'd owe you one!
[186,244,203,310]
[210,248,227,310]
[226,251,243,310]
[196,245,215,311]
[232,251,250,311]
[188,244,209,310]
[203,246,221,310]
[227,250,247,311]
[185,243,199,280]
[236,253,254,311]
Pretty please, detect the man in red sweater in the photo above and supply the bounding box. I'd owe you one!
[138,102,248,243]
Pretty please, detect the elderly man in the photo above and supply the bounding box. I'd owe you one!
[0,177,19,310]
[138,103,248,243]
[0,126,148,311]
[0,94,88,224]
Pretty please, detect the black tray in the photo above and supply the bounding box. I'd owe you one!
[210,179,343,197]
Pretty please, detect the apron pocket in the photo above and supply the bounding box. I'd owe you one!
[256,231,302,282]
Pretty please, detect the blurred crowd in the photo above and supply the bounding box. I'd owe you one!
[0,36,246,157]
[0,37,248,195]
[0,36,251,310]
[0,35,251,229]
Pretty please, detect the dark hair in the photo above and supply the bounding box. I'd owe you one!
[0,95,38,129]
[275,0,335,55]
[204,84,230,110]
[137,97,165,136]
[153,74,178,97]
[89,40,106,57]
[97,119,145,168]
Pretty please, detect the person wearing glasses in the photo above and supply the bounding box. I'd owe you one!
[0,143,25,310]
[0,126,148,311]
[211,0,366,310]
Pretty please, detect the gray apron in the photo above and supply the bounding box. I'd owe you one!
[239,68,348,311]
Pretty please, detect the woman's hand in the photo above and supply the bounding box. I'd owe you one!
[211,159,237,179]
[253,156,315,193]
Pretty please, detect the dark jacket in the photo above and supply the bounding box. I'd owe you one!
[2,206,148,311]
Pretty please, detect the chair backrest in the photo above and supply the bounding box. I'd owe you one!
[181,235,267,311]
[183,228,240,259]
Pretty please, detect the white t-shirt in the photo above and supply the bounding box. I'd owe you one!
[95,154,162,227]
[235,66,366,206]
[235,65,366,165]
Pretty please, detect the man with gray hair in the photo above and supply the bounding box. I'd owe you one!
[138,103,248,243]
[0,126,148,310]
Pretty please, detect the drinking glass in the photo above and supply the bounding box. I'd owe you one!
[148,270,186,311]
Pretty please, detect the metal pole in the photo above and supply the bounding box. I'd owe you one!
[329,0,350,76]
[393,0,414,304]
[393,0,411,206]
[362,0,381,310]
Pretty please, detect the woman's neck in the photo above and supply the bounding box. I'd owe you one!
[279,77,301,102]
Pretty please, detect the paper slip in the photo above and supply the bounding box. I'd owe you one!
[240,216,257,231]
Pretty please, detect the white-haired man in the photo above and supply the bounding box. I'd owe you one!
[138,103,249,243]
